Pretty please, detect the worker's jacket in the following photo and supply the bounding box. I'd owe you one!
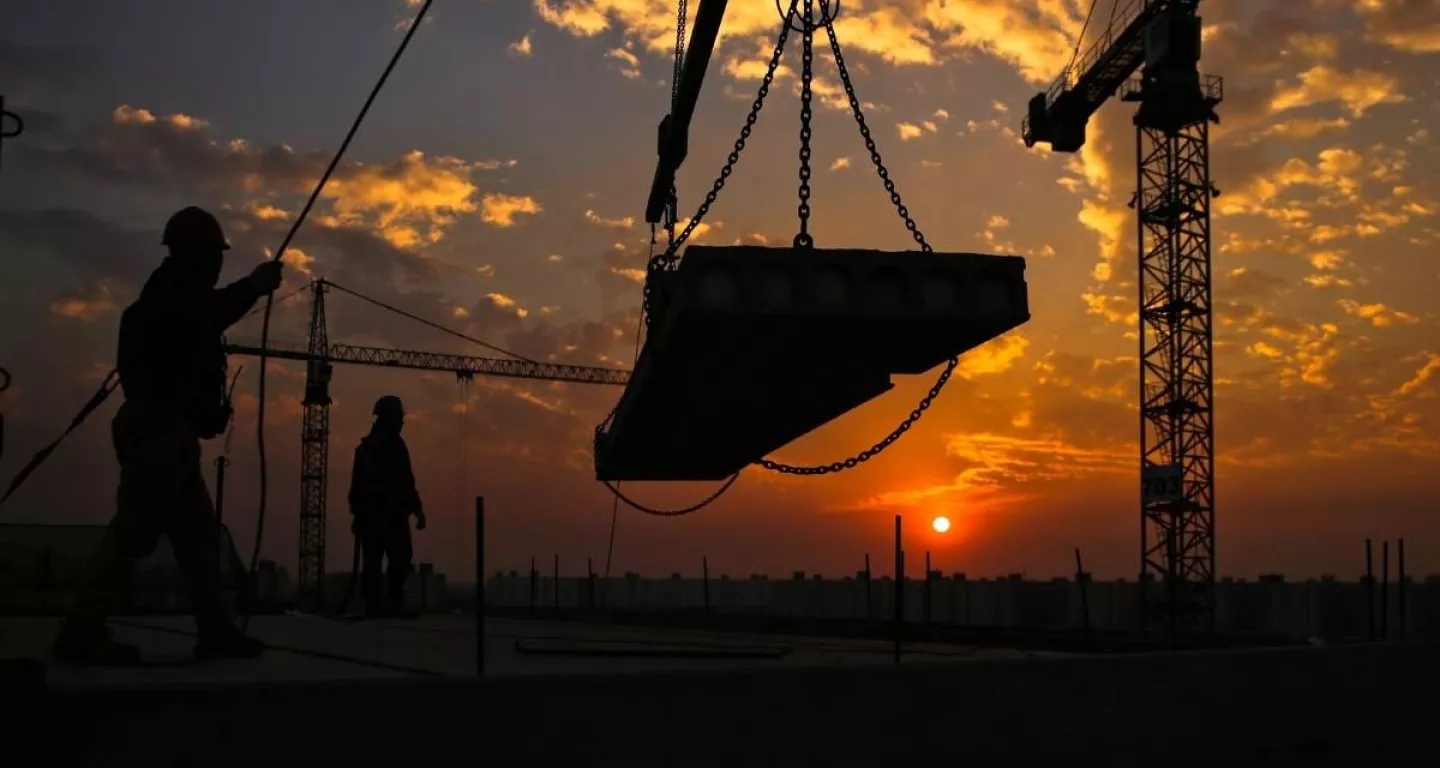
[348,429,423,531]
[117,258,263,438]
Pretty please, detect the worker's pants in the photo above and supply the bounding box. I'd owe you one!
[67,403,231,634]
[360,516,412,613]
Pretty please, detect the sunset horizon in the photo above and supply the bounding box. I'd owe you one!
[3,0,1438,587]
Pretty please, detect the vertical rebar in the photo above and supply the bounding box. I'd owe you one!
[864,552,872,621]
[1381,541,1389,641]
[924,551,932,627]
[1398,538,1407,640]
[1075,547,1091,636]
[474,496,485,678]
[894,514,903,664]
[1366,538,1374,642]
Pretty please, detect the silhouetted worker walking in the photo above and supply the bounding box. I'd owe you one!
[349,395,426,618]
[51,206,283,665]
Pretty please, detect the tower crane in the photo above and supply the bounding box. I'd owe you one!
[224,279,630,613]
[1021,0,1222,630]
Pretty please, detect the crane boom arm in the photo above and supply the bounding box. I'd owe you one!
[645,0,730,224]
[224,339,631,386]
[1022,0,1193,152]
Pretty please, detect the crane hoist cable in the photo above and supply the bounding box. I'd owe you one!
[1067,0,1102,76]
[601,0,957,516]
[326,280,537,364]
[246,0,435,632]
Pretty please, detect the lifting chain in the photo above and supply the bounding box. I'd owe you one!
[820,0,931,253]
[640,0,798,327]
[794,0,815,249]
[756,0,950,476]
[665,0,688,248]
[756,357,957,475]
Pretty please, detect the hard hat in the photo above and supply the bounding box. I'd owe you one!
[373,395,405,418]
[162,206,231,250]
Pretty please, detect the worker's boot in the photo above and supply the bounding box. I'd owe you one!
[194,623,264,660]
[50,620,141,666]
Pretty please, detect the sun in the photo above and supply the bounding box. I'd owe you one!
[932,516,951,533]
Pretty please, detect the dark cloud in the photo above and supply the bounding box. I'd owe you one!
[0,38,102,97]
[27,109,329,198]
[0,207,158,288]
[1223,266,1293,300]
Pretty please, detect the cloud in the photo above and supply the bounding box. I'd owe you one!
[1269,65,1408,118]
[1343,0,1440,53]
[829,156,851,171]
[509,34,534,56]
[49,284,118,320]
[584,209,635,229]
[897,122,924,140]
[923,0,1083,85]
[1337,299,1419,328]
[319,150,484,249]
[606,45,642,79]
[956,333,1028,378]
[30,104,517,251]
[480,193,543,227]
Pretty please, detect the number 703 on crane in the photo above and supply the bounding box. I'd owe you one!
[1141,464,1184,505]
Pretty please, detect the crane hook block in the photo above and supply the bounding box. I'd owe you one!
[595,246,1031,482]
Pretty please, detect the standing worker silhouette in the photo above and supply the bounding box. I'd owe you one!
[51,206,283,665]
[348,395,426,619]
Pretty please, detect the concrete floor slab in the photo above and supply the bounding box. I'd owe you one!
[1,614,1062,688]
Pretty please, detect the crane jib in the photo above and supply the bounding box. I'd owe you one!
[221,343,631,387]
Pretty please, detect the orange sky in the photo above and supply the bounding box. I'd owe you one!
[1,0,1438,582]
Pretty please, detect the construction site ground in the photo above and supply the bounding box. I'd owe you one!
[2,614,1436,766]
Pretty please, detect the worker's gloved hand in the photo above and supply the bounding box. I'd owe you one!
[415,512,427,531]
[248,261,284,295]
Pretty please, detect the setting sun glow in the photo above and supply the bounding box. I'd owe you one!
[932,516,951,534]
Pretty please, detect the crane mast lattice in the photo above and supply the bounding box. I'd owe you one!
[226,279,630,614]
[1022,0,1221,629]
